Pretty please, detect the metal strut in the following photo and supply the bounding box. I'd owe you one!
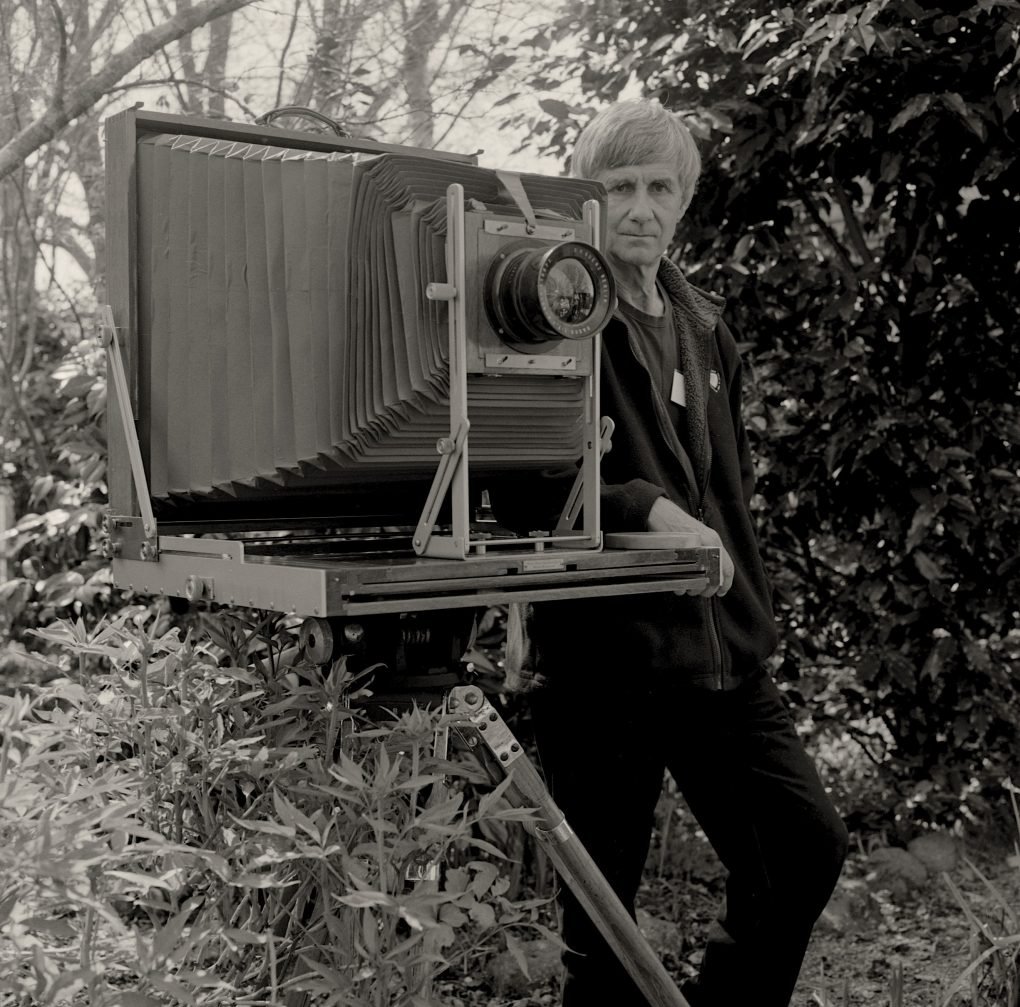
[101,305,158,556]
[558,415,615,532]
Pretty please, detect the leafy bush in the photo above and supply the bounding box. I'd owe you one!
[505,0,1020,826]
[1,315,111,658]
[0,609,553,1005]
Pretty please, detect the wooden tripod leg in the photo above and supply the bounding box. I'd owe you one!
[446,686,690,1007]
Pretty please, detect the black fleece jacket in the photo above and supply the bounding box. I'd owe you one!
[524,258,779,690]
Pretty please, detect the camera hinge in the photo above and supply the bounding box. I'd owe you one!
[100,305,159,560]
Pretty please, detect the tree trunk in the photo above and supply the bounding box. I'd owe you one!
[204,11,234,117]
[403,0,438,147]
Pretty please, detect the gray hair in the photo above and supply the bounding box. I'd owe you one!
[571,100,702,209]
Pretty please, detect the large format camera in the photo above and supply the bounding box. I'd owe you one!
[102,109,718,616]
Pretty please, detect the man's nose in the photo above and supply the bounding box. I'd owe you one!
[626,189,653,221]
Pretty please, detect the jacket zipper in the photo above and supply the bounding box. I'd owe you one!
[619,313,725,688]
[620,316,701,504]
[699,505,725,689]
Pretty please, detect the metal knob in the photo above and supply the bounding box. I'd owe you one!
[300,617,334,664]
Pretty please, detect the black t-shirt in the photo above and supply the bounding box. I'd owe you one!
[618,288,681,428]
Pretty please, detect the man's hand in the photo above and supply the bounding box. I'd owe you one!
[647,497,735,597]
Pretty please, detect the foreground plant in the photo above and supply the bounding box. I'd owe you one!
[0,608,553,1005]
[940,779,1020,1007]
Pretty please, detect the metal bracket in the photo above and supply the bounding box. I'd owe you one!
[446,685,525,768]
[483,218,575,241]
[106,514,157,562]
[417,183,473,559]
[494,170,538,233]
[101,305,158,559]
[412,421,470,557]
[558,415,615,533]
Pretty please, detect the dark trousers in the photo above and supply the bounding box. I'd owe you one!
[530,666,849,1007]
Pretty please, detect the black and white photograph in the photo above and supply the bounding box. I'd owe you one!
[1,2,1018,1005]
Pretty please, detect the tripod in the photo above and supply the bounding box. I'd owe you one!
[304,611,691,1007]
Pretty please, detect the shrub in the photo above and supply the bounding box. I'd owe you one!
[0,608,554,1005]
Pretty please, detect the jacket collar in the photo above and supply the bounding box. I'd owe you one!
[656,256,726,330]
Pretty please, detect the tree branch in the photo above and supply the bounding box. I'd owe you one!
[174,0,201,112]
[45,221,96,280]
[48,0,69,113]
[790,176,860,289]
[273,0,302,109]
[0,342,49,474]
[139,0,192,113]
[0,0,257,182]
[104,76,257,117]
[827,166,875,271]
[13,178,89,345]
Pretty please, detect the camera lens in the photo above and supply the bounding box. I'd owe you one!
[545,259,596,323]
[485,240,616,345]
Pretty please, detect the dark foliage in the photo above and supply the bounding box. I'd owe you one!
[505,0,1020,825]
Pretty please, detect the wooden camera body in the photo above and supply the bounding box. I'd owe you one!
[103,109,719,617]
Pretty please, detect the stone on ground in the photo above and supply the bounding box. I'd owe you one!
[907,831,960,873]
[487,937,561,996]
[867,846,928,896]
[637,908,677,956]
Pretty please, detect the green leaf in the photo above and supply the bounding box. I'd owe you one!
[272,788,318,838]
[468,860,500,898]
[468,900,496,929]
[152,905,197,961]
[465,836,509,859]
[537,98,574,121]
[889,94,932,132]
[229,816,296,838]
[439,903,468,926]
[445,866,469,894]
[330,751,367,789]
[106,870,177,891]
[145,976,198,1004]
[913,551,943,581]
[941,91,987,140]
[297,954,353,990]
[505,930,531,979]
[22,916,76,939]
[222,927,270,945]
[39,570,85,606]
[230,872,299,889]
[492,91,521,109]
[906,504,936,552]
[338,890,394,909]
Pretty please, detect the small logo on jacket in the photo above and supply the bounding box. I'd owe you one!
[709,369,721,392]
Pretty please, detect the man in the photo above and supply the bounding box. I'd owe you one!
[522,100,848,1007]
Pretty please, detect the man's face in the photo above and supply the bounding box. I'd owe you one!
[594,161,687,271]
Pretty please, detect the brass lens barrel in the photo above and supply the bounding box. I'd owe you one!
[485,240,616,345]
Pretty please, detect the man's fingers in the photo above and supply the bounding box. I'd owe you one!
[718,547,735,596]
[647,499,735,595]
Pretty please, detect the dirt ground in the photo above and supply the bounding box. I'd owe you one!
[440,827,1020,1007]
[796,841,1020,1007]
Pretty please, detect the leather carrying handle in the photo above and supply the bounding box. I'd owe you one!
[254,105,351,137]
